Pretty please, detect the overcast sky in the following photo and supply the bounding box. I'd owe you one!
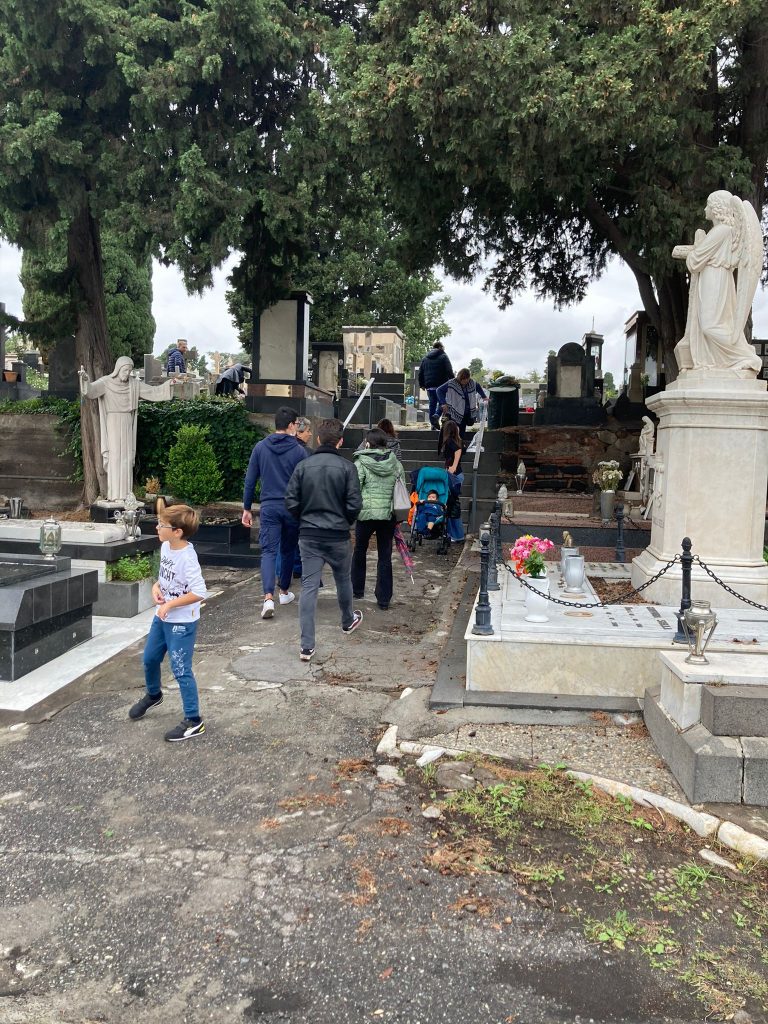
[2,240,766,383]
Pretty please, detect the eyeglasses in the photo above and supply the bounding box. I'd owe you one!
[156,523,176,531]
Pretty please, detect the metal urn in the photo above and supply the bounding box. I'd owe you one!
[39,517,63,559]
[682,600,717,664]
[113,493,145,540]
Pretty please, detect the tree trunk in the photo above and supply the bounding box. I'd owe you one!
[67,197,112,505]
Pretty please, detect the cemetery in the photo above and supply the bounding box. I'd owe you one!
[1,4,767,1020]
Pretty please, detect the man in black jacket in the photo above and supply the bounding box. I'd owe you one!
[418,341,453,429]
[285,418,363,661]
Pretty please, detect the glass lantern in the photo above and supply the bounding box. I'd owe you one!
[39,517,63,559]
[681,600,717,665]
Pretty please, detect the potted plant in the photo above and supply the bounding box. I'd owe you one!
[95,553,156,617]
[144,476,161,513]
[2,333,24,381]
[510,534,554,622]
[593,460,623,522]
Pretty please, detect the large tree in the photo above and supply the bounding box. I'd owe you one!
[21,230,155,363]
[337,0,768,379]
[0,0,351,501]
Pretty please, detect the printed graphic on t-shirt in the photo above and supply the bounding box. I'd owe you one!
[159,553,186,602]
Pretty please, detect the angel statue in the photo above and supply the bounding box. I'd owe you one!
[79,356,176,502]
[672,191,763,376]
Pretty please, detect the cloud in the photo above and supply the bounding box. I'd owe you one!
[2,240,767,382]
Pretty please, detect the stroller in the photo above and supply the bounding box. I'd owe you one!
[408,466,451,555]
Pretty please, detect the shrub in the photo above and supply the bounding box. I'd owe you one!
[165,424,223,506]
[108,554,153,582]
[135,397,262,500]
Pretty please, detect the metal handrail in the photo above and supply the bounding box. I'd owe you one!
[342,377,375,428]
[468,399,488,533]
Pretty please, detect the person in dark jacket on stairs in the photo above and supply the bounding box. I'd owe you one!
[285,418,364,662]
[242,406,309,620]
[418,341,453,429]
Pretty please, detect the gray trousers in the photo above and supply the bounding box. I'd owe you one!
[299,536,355,650]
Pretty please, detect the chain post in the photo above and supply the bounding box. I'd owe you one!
[472,524,494,635]
[487,510,500,591]
[615,502,625,563]
[674,537,693,643]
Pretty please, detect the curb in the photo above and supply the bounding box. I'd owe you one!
[391,735,768,862]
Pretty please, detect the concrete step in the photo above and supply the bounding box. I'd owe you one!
[701,684,768,737]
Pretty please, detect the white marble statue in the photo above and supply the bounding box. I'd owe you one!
[637,415,656,502]
[673,190,763,376]
[79,356,175,502]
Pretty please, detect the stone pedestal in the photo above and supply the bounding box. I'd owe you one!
[645,650,768,805]
[631,372,768,607]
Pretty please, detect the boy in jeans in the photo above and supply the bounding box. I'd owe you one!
[129,504,209,742]
[284,418,363,661]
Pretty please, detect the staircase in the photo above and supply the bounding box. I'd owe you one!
[342,426,504,530]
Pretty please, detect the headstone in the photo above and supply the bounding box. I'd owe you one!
[143,352,164,384]
[253,291,312,383]
[534,341,605,425]
[47,337,79,399]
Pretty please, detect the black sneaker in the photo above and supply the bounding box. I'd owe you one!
[353,592,364,599]
[129,692,163,720]
[342,610,363,635]
[164,719,205,743]
[300,647,315,662]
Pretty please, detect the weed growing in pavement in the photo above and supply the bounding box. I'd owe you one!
[421,763,438,785]
[414,757,768,1020]
[584,909,638,950]
[444,782,525,839]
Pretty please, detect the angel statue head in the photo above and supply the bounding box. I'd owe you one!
[705,190,737,226]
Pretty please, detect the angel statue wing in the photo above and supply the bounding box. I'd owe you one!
[731,197,764,346]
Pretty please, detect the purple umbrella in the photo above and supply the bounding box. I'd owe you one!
[393,525,415,584]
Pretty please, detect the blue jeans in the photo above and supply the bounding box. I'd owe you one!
[143,615,200,719]
[259,501,299,596]
[427,388,440,422]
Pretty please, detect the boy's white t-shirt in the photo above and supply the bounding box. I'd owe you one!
[157,541,209,622]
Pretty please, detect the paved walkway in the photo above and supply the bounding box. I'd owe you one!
[0,544,765,1022]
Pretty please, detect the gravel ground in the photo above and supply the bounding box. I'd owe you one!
[418,719,686,801]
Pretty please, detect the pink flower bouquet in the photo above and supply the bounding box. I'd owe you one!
[509,534,555,578]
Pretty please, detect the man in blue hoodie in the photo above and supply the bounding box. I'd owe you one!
[242,407,309,619]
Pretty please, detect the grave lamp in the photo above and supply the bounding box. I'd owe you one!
[681,599,717,665]
[515,460,527,495]
[39,517,62,560]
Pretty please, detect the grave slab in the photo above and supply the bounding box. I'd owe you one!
[700,684,768,737]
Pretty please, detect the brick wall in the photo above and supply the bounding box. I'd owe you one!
[499,423,641,492]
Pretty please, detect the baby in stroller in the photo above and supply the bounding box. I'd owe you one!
[414,491,445,534]
[408,467,451,555]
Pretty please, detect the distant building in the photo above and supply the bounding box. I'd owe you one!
[342,326,404,378]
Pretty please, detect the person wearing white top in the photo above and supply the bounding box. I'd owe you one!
[128,505,209,742]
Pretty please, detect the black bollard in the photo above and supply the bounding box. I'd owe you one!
[472,525,494,635]
[615,502,625,563]
[487,511,500,591]
[673,537,693,643]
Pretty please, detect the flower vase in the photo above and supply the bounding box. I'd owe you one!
[600,489,616,523]
[524,575,550,623]
[563,555,586,594]
[560,546,579,576]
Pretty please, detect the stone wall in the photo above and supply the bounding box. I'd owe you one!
[0,414,82,510]
[499,423,641,492]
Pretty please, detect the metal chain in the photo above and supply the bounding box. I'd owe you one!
[693,556,768,612]
[502,555,680,608]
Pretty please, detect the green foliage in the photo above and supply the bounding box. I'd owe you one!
[336,0,767,372]
[20,230,155,361]
[135,399,262,502]
[108,555,153,583]
[444,782,526,839]
[165,424,224,507]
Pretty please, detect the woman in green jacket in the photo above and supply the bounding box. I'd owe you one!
[351,427,405,610]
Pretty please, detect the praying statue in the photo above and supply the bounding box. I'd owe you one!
[79,356,176,502]
[673,191,763,376]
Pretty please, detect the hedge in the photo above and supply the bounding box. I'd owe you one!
[135,398,263,501]
[0,395,263,500]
